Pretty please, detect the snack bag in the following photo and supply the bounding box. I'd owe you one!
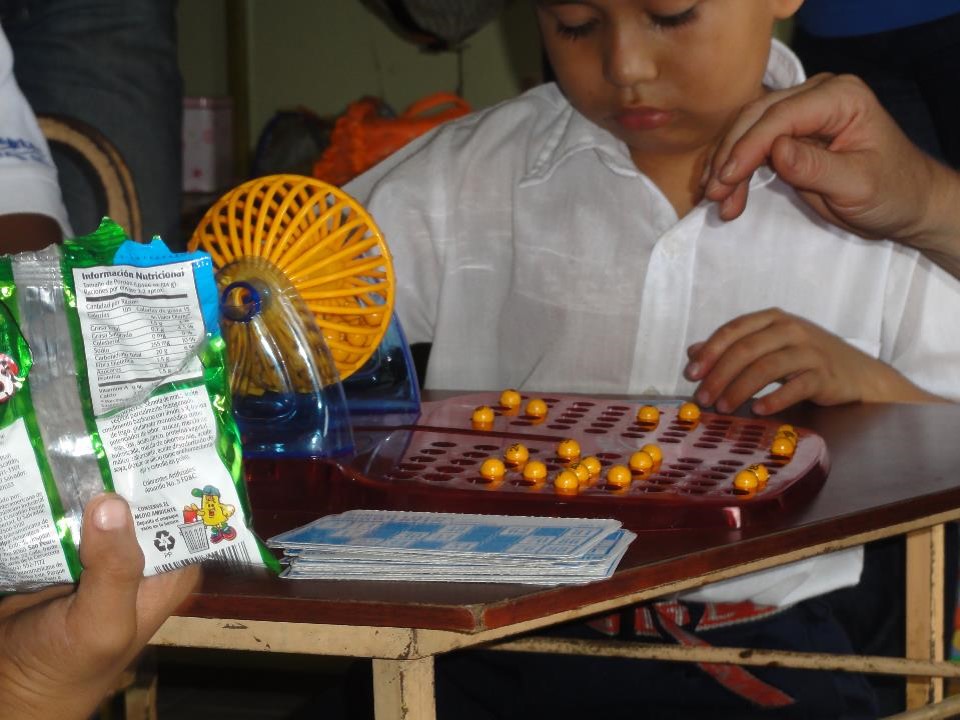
[0,218,277,592]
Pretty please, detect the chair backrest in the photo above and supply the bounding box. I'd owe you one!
[37,114,143,241]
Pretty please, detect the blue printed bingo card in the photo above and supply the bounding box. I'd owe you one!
[268,511,633,585]
[268,510,620,559]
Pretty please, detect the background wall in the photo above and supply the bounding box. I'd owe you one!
[177,0,543,160]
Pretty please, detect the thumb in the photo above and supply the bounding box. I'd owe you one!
[70,494,144,658]
[769,135,856,200]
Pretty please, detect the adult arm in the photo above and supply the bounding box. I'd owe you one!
[703,73,960,280]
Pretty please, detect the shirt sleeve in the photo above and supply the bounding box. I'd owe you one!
[344,127,452,348]
[0,26,71,236]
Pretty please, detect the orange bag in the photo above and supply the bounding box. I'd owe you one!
[313,92,471,187]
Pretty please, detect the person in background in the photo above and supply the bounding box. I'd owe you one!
[0,15,67,250]
[0,23,199,719]
[346,0,960,716]
[791,0,960,169]
[1,0,184,247]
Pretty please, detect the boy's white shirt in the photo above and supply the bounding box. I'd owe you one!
[0,26,71,236]
[346,39,960,607]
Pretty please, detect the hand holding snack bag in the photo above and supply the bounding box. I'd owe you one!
[0,218,276,592]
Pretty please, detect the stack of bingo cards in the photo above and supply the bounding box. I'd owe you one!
[0,218,277,592]
[268,510,634,585]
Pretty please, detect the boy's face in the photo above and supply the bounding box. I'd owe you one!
[535,0,803,163]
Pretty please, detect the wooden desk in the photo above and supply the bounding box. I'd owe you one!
[151,401,960,719]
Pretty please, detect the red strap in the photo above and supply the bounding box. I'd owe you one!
[655,605,796,708]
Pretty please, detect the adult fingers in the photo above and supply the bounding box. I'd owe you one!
[705,74,852,191]
[768,135,875,219]
[133,563,201,644]
[70,494,145,662]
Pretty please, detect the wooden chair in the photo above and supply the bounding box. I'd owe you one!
[37,114,143,241]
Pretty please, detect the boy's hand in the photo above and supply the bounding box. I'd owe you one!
[684,308,941,415]
[702,74,960,279]
[0,494,200,720]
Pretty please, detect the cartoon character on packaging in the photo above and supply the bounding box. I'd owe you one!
[0,354,21,403]
[185,484,237,543]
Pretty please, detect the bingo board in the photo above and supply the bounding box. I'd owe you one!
[334,393,829,532]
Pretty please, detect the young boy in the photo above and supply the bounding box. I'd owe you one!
[346,1,960,716]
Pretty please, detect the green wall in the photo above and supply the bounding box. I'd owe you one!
[178,1,543,153]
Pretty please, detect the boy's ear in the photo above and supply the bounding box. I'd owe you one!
[772,0,804,20]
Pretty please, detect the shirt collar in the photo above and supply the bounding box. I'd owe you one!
[520,38,807,189]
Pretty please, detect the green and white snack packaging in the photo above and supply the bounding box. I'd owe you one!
[0,218,277,592]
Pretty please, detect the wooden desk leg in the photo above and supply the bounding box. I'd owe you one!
[906,524,945,709]
[372,657,437,720]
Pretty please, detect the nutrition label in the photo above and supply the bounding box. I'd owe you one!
[73,262,205,416]
[0,419,72,587]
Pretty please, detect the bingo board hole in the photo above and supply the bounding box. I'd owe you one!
[678,457,704,464]
[694,443,719,449]
[678,488,708,496]
[398,463,426,471]
[622,432,647,439]
[596,452,622,460]
[548,424,574,430]
[436,465,465,474]
[431,441,457,447]
[451,458,478,466]
[420,448,446,455]
[408,456,436,463]
[424,473,452,482]
[473,444,499,451]
[462,451,487,459]
[660,470,686,478]
[638,486,666,493]
[658,437,681,444]
[730,449,757,456]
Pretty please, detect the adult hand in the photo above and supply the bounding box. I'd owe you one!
[703,73,960,279]
[0,493,200,720]
[684,307,942,416]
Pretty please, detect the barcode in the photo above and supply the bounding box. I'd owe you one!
[153,542,252,574]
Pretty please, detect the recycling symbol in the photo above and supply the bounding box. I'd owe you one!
[153,530,175,552]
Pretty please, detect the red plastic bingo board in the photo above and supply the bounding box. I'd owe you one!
[338,393,829,531]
